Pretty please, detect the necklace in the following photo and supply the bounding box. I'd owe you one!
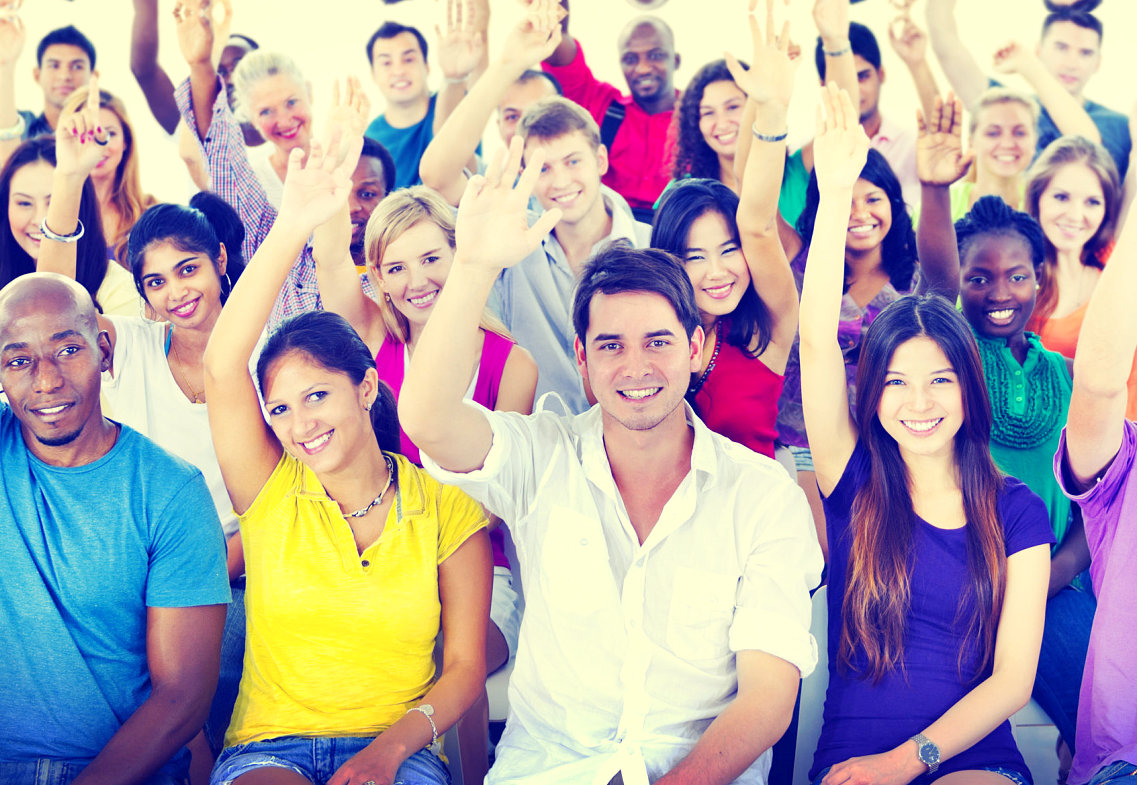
[345,453,397,518]
[167,327,206,404]
[688,320,723,396]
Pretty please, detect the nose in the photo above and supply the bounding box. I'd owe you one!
[632,55,652,75]
[621,344,653,378]
[908,384,934,413]
[33,357,64,394]
[348,192,363,214]
[850,200,870,222]
[989,275,1012,302]
[407,262,428,288]
[32,201,48,227]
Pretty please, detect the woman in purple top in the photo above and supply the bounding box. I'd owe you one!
[799,85,1054,785]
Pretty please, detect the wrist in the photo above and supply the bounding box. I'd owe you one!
[822,38,852,58]
[452,253,505,284]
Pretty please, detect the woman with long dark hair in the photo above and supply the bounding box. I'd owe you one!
[799,84,1053,785]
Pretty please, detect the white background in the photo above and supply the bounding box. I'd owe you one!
[11,0,1137,200]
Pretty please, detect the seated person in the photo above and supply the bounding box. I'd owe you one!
[399,131,823,785]
[0,273,229,784]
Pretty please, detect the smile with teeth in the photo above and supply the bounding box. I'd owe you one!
[300,430,333,453]
[407,290,438,307]
[986,308,1017,323]
[902,418,942,433]
[277,125,301,139]
[170,298,199,318]
[550,190,581,206]
[848,224,878,236]
[619,387,662,400]
[35,403,71,416]
[703,282,734,299]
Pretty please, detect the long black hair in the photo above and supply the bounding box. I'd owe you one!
[652,178,771,356]
[0,136,109,309]
[256,310,400,452]
[796,149,917,294]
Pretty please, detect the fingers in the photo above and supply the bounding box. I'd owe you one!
[765,0,775,46]
[528,205,562,241]
[513,140,546,202]
[723,51,747,86]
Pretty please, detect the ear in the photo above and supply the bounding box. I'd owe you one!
[32,66,40,83]
[688,325,705,373]
[360,365,380,410]
[96,330,113,374]
[595,144,609,177]
[673,53,681,71]
[574,335,589,384]
[878,65,886,84]
[216,242,229,277]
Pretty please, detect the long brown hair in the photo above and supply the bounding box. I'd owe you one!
[1026,136,1120,327]
[839,296,1007,683]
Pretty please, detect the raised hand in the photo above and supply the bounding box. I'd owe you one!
[55,74,110,179]
[813,0,851,49]
[174,0,215,67]
[725,0,798,109]
[324,76,370,159]
[455,136,562,270]
[992,41,1031,75]
[436,0,485,84]
[916,93,974,187]
[888,15,927,67]
[501,0,564,72]
[209,0,233,67]
[813,83,870,194]
[0,10,25,68]
[279,134,361,232]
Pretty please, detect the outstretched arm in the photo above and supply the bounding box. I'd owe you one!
[544,0,575,66]
[433,0,487,138]
[992,41,1100,143]
[889,16,940,121]
[798,85,867,495]
[813,0,857,107]
[925,0,988,111]
[419,0,563,205]
[0,12,25,168]
[400,139,561,473]
[1063,173,1137,486]
[914,94,973,301]
[174,0,222,141]
[131,0,180,134]
[728,0,800,373]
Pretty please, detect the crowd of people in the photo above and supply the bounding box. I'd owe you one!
[2,0,1136,785]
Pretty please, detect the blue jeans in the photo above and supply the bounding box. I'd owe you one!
[211,737,450,785]
[1033,576,1097,750]
[205,580,247,755]
[1086,761,1137,785]
[0,759,187,785]
[810,765,1028,785]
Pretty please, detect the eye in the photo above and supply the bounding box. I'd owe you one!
[385,264,404,274]
[287,98,298,108]
[568,157,580,167]
[648,338,670,348]
[146,277,165,289]
[967,275,988,286]
[699,109,713,119]
[1052,192,1069,202]
[931,375,955,385]
[259,107,272,118]
[306,391,328,404]
[1010,273,1029,283]
[423,255,440,265]
[684,251,705,263]
[181,264,198,276]
[14,198,32,208]
[985,128,1001,138]
[649,51,668,62]
[360,189,378,200]
[57,345,82,358]
[723,243,740,255]
[599,342,621,351]
[5,356,29,368]
[621,55,636,67]
[1087,197,1103,208]
[884,378,905,386]
[539,164,550,175]
[268,404,288,417]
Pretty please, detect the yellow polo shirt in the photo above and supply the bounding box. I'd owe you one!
[226,451,487,747]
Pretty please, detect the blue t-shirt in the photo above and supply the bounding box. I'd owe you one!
[0,404,230,764]
[364,93,438,190]
[811,442,1054,784]
[1038,98,1131,180]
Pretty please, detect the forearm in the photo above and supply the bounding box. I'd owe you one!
[433,81,469,138]
[546,1,575,67]
[822,48,857,109]
[131,0,179,134]
[919,668,1035,766]
[925,1,986,110]
[738,102,788,238]
[312,203,375,338]
[0,62,17,128]
[188,61,221,141]
[1018,60,1099,142]
[798,192,851,349]
[915,182,960,300]
[37,170,86,277]
[906,59,941,121]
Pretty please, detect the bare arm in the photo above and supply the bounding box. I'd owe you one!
[71,605,227,785]
[400,140,561,473]
[495,345,538,415]
[311,201,388,353]
[993,41,1100,143]
[655,651,800,785]
[925,0,988,111]
[889,16,941,121]
[0,13,25,168]
[175,0,222,141]
[813,0,857,107]
[1048,510,1090,597]
[432,0,487,138]
[131,0,180,134]
[545,0,575,66]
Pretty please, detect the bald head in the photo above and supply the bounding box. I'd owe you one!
[617,16,679,112]
[0,273,98,343]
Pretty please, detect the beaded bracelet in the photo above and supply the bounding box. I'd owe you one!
[39,218,85,244]
[752,124,788,143]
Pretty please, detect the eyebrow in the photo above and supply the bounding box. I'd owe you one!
[591,328,677,343]
[140,256,199,281]
[886,367,955,376]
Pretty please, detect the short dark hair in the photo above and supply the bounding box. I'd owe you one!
[518,69,562,96]
[1041,9,1103,43]
[815,21,880,81]
[954,195,1046,273]
[572,244,700,342]
[37,25,96,70]
[360,137,397,196]
[367,22,429,66]
[227,33,260,51]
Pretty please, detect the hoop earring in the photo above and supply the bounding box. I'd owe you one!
[221,273,233,298]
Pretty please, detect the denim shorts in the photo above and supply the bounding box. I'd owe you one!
[211,736,450,785]
[789,445,815,473]
[0,759,187,785]
[811,764,1029,785]
[1087,761,1137,785]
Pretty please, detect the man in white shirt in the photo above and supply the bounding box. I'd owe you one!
[400,141,823,785]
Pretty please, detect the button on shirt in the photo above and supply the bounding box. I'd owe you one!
[422,404,823,785]
[491,187,651,414]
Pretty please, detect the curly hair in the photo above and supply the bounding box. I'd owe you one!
[670,59,743,181]
[954,195,1046,273]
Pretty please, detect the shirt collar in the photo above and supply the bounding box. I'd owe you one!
[295,451,427,518]
[542,186,642,259]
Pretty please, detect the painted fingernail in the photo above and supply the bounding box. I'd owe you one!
[96,126,103,134]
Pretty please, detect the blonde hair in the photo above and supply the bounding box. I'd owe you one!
[968,87,1040,137]
[364,186,510,343]
[231,50,306,123]
[66,86,156,265]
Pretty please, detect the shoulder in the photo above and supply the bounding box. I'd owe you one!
[997,475,1056,553]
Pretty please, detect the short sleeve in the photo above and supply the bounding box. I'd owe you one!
[998,478,1056,556]
[435,481,489,564]
[1054,421,1137,559]
[146,470,231,607]
[239,452,299,532]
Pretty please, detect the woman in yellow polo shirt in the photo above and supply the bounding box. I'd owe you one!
[201,121,492,783]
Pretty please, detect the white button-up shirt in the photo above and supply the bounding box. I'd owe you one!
[422,404,823,785]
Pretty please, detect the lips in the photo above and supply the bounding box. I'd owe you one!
[702,282,735,300]
[901,417,943,435]
[299,429,333,454]
[406,290,439,309]
[848,223,878,236]
[984,307,1019,327]
[169,297,200,320]
[31,401,74,423]
[618,387,662,401]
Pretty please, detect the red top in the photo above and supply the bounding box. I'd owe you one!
[691,330,784,459]
[542,42,676,210]
[377,329,515,568]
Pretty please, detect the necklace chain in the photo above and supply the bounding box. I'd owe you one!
[688,321,723,396]
[346,454,397,518]
[168,327,205,404]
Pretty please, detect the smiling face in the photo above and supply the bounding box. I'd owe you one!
[246,73,312,154]
[89,107,127,183]
[0,284,110,454]
[697,80,745,160]
[262,350,377,476]
[7,161,53,261]
[1036,161,1106,255]
[682,210,748,324]
[375,220,454,330]
[846,177,893,253]
[971,101,1037,179]
[370,32,430,106]
[960,233,1038,340]
[349,156,390,254]
[138,241,225,332]
[1037,19,1102,98]
[526,131,608,225]
[575,290,701,433]
[618,21,678,106]
[34,43,92,111]
[877,335,963,461]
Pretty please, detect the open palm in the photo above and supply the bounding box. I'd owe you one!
[916,94,973,186]
[725,0,797,108]
[814,84,870,193]
[279,138,359,231]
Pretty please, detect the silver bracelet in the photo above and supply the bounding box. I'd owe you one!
[0,113,26,142]
[443,75,468,85]
[39,218,85,244]
[752,124,788,143]
[823,41,852,58]
[407,704,438,748]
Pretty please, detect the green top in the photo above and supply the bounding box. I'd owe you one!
[975,331,1073,546]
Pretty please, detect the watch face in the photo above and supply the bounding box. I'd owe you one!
[921,742,940,764]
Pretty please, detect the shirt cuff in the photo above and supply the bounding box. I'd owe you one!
[419,401,509,484]
[730,606,819,678]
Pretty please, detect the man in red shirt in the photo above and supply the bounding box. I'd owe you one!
[543,2,680,222]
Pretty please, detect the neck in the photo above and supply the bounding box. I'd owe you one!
[900,446,959,497]
[350,242,365,267]
[554,198,613,273]
[861,111,883,139]
[845,244,884,275]
[603,406,694,504]
[24,416,119,468]
[92,173,115,206]
[974,169,1022,206]
[384,93,431,128]
[319,441,391,513]
[635,90,676,116]
[1054,246,1087,272]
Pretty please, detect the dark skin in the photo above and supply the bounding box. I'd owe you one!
[348,154,389,265]
[0,274,226,785]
